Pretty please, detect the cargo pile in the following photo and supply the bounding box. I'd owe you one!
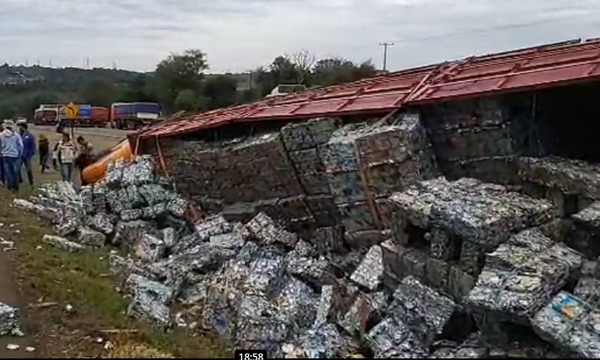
[11,158,599,358]
[13,111,600,357]
[518,156,600,258]
[158,114,438,247]
[12,155,459,357]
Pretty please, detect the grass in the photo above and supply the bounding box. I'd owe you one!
[1,128,232,358]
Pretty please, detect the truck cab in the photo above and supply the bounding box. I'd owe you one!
[33,104,61,125]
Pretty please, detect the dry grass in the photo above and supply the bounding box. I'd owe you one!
[105,340,174,358]
[0,129,232,358]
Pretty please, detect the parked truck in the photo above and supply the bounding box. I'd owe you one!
[111,102,161,130]
[34,104,110,127]
[33,104,61,125]
[58,104,110,127]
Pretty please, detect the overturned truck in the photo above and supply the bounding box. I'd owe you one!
[17,39,600,358]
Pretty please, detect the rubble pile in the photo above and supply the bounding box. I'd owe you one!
[532,291,600,358]
[0,302,19,336]
[518,156,600,202]
[321,114,438,243]
[420,99,522,185]
[156,115,438,248]
[519,156,600,258]
[10,155,449,357]
[14,155,189,249]
[167,217,467,358]
[11,128,600,357]
[467,228,584,342]
[378,177,555,299]
[281,117,341,228]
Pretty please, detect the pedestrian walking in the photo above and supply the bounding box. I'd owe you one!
[57,132,77,182]
[52,142,60,170]
[0,120,24,191]
[38,134,50,173]
[17,120,35,187]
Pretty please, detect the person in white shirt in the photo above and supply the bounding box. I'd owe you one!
[57,133,77,182]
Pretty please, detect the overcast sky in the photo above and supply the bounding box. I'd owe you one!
[1,0,599,73]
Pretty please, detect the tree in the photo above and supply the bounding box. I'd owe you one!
[174,89,210,111]
[288,49,316,85]
[270,56,301,84]
[312,58,377,86]
[253,55,307,97]
[80,78,117,107]
[253,66,276,97]
[155,49,209,111]
[117,74,159,103]
[202,75,239,109]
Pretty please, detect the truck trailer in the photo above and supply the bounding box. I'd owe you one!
[111,102,161,130]
[34,104,110,127]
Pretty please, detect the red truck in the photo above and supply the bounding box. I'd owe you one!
[33,104,109,127]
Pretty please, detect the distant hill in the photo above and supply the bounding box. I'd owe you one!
[0,64,254,119]
[0,64,146,119]
[0,64,142,90]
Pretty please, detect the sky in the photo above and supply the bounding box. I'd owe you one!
[1,0,599,73]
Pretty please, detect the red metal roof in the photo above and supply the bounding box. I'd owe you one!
[139,38,600,138]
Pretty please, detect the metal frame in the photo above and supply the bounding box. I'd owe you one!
[137,39,600,139]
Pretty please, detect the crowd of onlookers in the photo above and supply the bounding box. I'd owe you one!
[0,119,95,192]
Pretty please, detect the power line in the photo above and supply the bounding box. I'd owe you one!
[379,42,394,71]
[338,13,599,54]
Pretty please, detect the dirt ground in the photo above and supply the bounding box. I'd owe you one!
[0,126,231,358]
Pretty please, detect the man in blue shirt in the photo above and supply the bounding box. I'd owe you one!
[17,120,35,187]
[1,120,23,192]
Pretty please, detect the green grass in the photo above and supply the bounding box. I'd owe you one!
[1,174,231,357]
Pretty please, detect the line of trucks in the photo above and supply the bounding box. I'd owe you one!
[33,102,162,130]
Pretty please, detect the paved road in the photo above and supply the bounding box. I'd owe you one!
[30,125,134,139]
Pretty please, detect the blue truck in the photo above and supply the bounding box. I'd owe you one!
[110,102,162,130]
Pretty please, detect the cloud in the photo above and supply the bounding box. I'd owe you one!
[0,0,599,72]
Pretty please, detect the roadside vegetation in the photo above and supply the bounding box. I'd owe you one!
[0,49,378,119]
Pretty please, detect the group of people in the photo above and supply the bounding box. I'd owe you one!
[0,119,95,192]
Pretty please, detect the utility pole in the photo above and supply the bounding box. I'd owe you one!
[379,42,394,71]
[86,57,90,69]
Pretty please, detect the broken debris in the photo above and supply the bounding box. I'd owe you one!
[0,302,19,336]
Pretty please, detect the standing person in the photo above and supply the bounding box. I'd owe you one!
[52,142,60,170]
[57,133,77,182]
[17,120,35,187]
[75,136,94,184]
[38,134,50,173]
[0,152,4,185]
[0,120,23,192]
[56,117,68,134]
